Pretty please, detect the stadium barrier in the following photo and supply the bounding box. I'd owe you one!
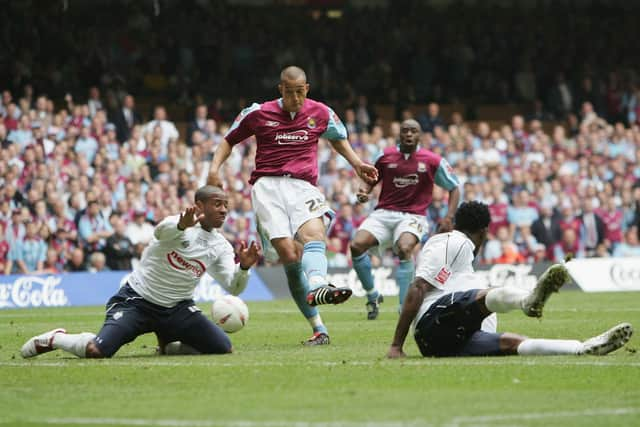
[0,271,273,310]
[565,257,640,292]
[1,257,638,309]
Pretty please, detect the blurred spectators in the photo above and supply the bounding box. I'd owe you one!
[88,252,109,273]
[612,227,640,257]
[126,210,154,257]
[104,216,135,271]
[1,38,640,275]
[65,248,87,272]
[1,1,639,118]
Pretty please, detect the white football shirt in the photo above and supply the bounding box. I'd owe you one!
[127,215,248,307]
[414,230,490,323]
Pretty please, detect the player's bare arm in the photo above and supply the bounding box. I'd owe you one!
[328,138,378,185]
[237,241,260,270]
[387,277,431,359]
[207,139,233,187]
[437,187,461,233]
[356,183,375,203]
[177,206,205,230]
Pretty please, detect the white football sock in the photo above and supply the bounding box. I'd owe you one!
[53,332,96,358]
[517,339,583,355]
[307,314,324,330]
[485,287,529,313]
[308,275,327,289]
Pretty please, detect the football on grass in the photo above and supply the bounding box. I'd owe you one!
[211,295,249,333]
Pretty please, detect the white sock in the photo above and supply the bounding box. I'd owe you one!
[517,339,583,355]
[485,287,529,313]
[53,332,96,358]
[308,276,327,289]
[307,314,324,330]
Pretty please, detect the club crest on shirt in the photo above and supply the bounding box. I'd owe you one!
[181,240,190,248]
[265,120,280,127]
[307,117,316,129]
[418,162,426,172]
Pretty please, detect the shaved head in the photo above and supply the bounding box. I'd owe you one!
[401,119,421,130]
[280,66,307,83]
[195,185,226,202]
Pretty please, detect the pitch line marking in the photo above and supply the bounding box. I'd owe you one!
[3,359,640,368]
[0,408,638,427]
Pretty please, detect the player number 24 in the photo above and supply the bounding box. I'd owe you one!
[305,198,326,212]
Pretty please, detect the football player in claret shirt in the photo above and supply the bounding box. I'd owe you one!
[387,201,633,359]
[21,186,260,359]
[207,66,378,345]
[350,119,460,319]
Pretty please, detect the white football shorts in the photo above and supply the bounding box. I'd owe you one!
[252,176,334,261]
[358,208,428,252]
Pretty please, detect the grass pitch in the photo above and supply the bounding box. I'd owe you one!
[1,291,639,427]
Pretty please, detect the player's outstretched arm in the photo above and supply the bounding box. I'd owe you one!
[207,139,233,188]
[237,241,260,270]
[328,139,378,185]
[211,241,261,296]
[387,277,430,359]
[178,206,204,230]
[437,186,461,233]
[356,183,374,203]
[154,207,203,241]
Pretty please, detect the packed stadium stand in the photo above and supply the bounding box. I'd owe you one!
[1,0,639,274]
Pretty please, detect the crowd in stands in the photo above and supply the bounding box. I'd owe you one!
[1,1,639,119]
[1,81,640,275]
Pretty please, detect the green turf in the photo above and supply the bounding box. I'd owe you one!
[1,291,639,427]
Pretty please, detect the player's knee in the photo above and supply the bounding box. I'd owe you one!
[396,243,414,260]
[85,341,107,358]
[278,249,298,264]
[350,241,367,257]
[201,337,233,355]
[499,333,526,355]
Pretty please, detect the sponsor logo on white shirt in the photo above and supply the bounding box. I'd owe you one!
[393,174,419,188]
[435,266,451,284]
[166,251,206,278]
[275,130,310,144]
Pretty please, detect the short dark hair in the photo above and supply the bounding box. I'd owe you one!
[454,201,491,233]
[195,185,225,202]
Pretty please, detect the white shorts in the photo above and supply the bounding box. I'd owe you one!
[252,177,334,260]
[358,209,428,252]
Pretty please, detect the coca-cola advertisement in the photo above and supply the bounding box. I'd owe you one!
[0,271,273,310]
